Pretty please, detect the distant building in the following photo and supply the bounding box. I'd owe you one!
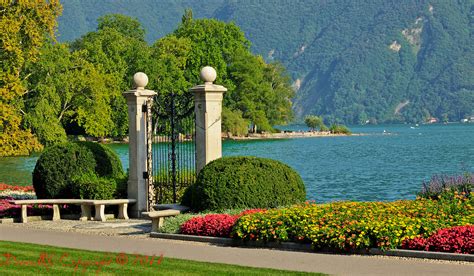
[426,117,438,124]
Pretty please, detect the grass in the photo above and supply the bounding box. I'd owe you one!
[0,241,323,275]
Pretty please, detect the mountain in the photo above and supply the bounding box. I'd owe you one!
[58,0,474,124]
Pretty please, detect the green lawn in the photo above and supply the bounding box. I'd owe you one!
[0,241,324,275]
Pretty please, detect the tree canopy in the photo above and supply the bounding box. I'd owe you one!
[163,14,294,133]
[2,9,295,155]
[0,0,62,156]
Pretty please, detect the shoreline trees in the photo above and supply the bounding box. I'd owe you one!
[1,6,295,156]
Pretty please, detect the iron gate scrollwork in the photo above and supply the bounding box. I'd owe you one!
[146,91,196,206]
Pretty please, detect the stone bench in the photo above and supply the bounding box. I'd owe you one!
[12,199,136,223]
[142,209,181,232]
[82,199,137,222]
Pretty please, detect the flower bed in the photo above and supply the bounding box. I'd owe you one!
[0,183,34,193]
[0,197,55,218]
[0,184,53,218]
[402,225,473,254]
[180,209,265,237]
[231,197,472,251]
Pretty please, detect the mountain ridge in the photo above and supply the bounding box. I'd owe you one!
[58,0,474,124]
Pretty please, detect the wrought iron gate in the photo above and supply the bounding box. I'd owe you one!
[146,92,196,206]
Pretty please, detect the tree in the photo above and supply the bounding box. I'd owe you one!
[168,13,294,133]
[0,0,62,156]
[304,115,326,131]
[97,14,146,41]
[24,43,115,144]
[71,15,152,138]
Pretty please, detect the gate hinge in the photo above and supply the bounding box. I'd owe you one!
[143,171,149,179]
[142,104,147,113]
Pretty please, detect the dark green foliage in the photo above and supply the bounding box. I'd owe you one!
[97,14,146,41]
[182,156,306,211]
[115,172,129,199]
[32,142,96,199]
[154,169,196,204]
[329,124,351,135]
[304,115,326,131]
[71,172,117,200]
[79,142,124,179]
[222,107,249,136]
[32,142,125,199]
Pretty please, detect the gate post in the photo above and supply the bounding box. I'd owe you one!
[123,72,156,218]
[190,66,227,173]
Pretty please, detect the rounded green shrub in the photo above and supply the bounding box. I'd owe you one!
[33,141,125,199]
[79,142,124,178]
[33,142,96,198]
[71,172,117,200]
[182,156,306,211]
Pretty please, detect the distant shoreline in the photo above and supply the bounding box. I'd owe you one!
[222,131,360,140]
[70,131,362,144]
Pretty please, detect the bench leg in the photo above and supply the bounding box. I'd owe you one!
[118,203,129,220]
[94,205,106,222]
[80,205,92,221]
[151,217,164,232]
[52,204,61,221]
[21,205,28,223]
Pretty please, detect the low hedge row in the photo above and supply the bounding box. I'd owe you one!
[231,195,473,251]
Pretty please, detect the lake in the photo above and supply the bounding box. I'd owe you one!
[1,124,473,203]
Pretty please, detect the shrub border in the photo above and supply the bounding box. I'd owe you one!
[150,232,474,262]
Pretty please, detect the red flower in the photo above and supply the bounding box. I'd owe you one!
[402,225,474,254]
[180,209,265,237]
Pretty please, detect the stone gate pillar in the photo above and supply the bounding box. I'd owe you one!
[190,66,227,174]
[123,72,156,217]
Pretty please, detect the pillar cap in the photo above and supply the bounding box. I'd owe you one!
[124,72,156,98]
[133,72,149,89]
[200,66,217,84]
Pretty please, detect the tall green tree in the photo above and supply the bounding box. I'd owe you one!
[24,43,114,145]
[71,14,152,137]
[97,14,146,41]
[0,0,62,156]
[163,13,294,133]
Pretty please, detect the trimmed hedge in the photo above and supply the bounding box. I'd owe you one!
[32,142,124,199]
[71,172,117,200]
[80,142,124,179]
[182,156,306,211]
[33,142,96,198]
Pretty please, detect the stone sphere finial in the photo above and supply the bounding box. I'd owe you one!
[200,66,217,84]
[133,72,148,89]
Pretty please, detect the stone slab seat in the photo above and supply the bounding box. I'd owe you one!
[142,210,181,232]
[82,199,137,222]
[153,204,190,212]
[12,199,136,223]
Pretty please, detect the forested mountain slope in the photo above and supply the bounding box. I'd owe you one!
[58,0,474,124]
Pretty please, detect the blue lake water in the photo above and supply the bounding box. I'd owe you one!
[1,124,473,203]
